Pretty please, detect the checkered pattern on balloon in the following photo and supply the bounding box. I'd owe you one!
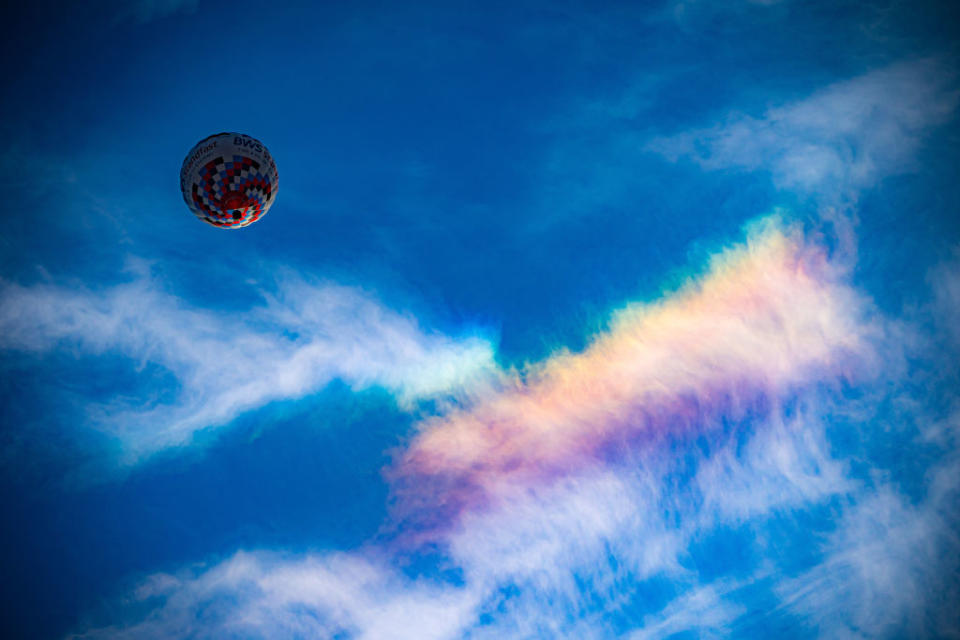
[189,154,277,228]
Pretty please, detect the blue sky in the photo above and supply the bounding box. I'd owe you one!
[1,1,960,638]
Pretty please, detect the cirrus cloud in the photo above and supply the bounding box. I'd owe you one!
[0,266,497,462]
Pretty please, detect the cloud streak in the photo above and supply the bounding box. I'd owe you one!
[0,266,496,461]
[71,550,479,640]
[647,59,958,195]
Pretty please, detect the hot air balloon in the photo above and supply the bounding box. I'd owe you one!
[180,132,279,228]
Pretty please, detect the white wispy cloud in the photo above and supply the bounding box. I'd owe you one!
[628,582,746,640]
[0,265,497,462]
[693,405,855,523]
[929,246,960,349]
[70,550,479,640]
[647,59,958,195]
[776,484,959,638]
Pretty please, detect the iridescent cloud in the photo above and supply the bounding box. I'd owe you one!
[392,217,878,532]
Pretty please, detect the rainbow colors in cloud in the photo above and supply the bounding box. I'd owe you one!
[393,217,876,533]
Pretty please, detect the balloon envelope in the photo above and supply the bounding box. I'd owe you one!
[180,132,279,228]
